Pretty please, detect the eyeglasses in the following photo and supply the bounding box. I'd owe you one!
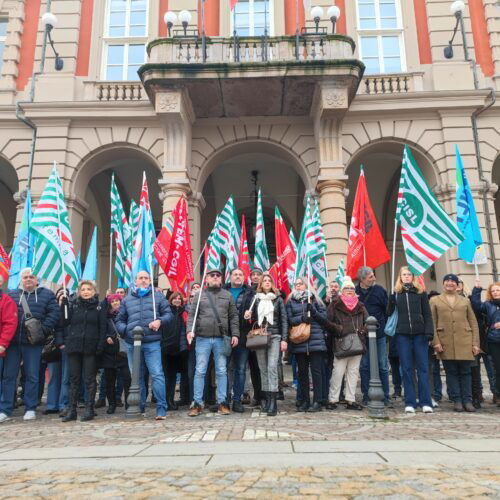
[343,287,355,290]
[208,273,221,278]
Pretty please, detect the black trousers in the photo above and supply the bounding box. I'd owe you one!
[389,356,402,396]
[248,350,262,400]
[68,353,97,409]
[296,351,324,404]
[489,342,500,395]
[162,351,189,404]
[104,365,131,405]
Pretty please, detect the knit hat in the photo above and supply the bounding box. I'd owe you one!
[443,274,459,284]
[107,293,122,304]
[341,276,356,291]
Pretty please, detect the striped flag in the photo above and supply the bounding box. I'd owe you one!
[295,195,311,280]
[238,214,251,283]
[129,199,140,243]
[218,196,241,280]
[309,199,328,297]
[139,172,156,251]
[82,226,98,281]
[0,244,10,282]
[206,215,222,270]
[31,165,79,291]
[334,257,345,287]
[253,189,270,271]
[289,228,298,254]
[455,145,484,264]
[396,145,463,275]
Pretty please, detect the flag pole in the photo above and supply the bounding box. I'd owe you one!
[150,254,156,321]
[108,231,113,292]
[391,220,398,294]
[189,262,209,342]
[474,262,479,280]
[54,161,68,319]
[193,241,207,275]
[307,256,311,318]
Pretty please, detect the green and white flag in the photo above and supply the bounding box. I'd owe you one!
[309,198,328,297]
[129,199,140,244]
[334,257,345,287]
[295,195,311,280]
[206,215,222,271]
[289,228,298,254]
[218,196,241,280]
[32,164,79,291]
[254,189,270,271]
[396,145,464,275]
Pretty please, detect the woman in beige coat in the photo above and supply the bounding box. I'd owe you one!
[430,274,480,412]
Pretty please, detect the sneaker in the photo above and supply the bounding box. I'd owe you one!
[0,413,10,423]
[405,406,415,414]
[431,398,439,408]
[218,403,231,415]
[23,410,36,420]
[231,401,244,413]
[43,409,60,415]
[422,406,433,413]
[155,415,167,420]
[188,403,202,417]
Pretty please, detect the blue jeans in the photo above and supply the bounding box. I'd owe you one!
[127,341,167,416]
[0,343,43,415]
[46,351,70,410]
[443,360,473,404]
[360,336,390,402]
[432,359,443,399]
[396,334,432,408]
[231,345,249,403]
[194,337,227,405]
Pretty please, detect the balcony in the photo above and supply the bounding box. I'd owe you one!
[139,35,364,118]
[357,72,425,95]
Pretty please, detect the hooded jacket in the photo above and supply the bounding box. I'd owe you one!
[0,290,18,355]
[9,286,60,345]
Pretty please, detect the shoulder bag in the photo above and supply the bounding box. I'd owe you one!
[206,292,232,357]
[289,302,311,344]
[246,321,271,350]
[384,294,398,337]
[108,318,128,358]
[42,335,61,363]
[334,315,366,359]
[20,294,45,345]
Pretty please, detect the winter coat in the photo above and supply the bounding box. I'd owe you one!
[286,296,327,354]
[99,308,122,369]
[61,296,108,355]
[9,287,60,345]
[430,294,480,361]
[251,295,288,341]
[387,286,434,339]
[115,287,172,344]
[470,287,500,345]
[186,287,240,339]
[0,290,18,356]
[223,284,255,347]
[326,299,368,356]
[161,305,188,355]
[355,284,388,339]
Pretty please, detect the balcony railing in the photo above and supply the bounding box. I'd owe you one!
[358,72,425,95]
[83,81,147,101]
[147,34,356,65]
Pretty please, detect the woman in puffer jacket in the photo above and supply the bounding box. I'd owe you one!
[286,277,328,413]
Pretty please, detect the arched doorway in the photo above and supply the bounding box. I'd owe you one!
[492,153,500,248]
[0,156,19,249]
[200,143,308,266]
[72,146,162,292]
[346,141,439,291]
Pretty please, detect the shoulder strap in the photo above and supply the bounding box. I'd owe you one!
[20,294,33,319]
[206,292,226,336]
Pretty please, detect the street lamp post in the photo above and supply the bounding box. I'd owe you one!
[311,6,323,34]
[327,6,340,34]
[179,10,192,36]
[164,11,177,38]
[126,326,144,419]
[366,316,387,419]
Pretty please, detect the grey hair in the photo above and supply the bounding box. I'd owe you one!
[357,266,374,281]
[293,276,324,307]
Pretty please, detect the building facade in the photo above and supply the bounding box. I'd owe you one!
[0,0,500,292]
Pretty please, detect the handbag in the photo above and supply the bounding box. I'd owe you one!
[384,298,398,337]
[20,294,45,345]
[334,316,366,359]
[246,322,271,350]
[206,292,232,357]
[289,302,311,344]
[108,319,128,358]
[42,335,61,363]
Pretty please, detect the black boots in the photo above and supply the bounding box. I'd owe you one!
[62,406,77,422]
[267,392,278,417]
[80,404,95,422]
[106,404,116,414]
[260,391,269,412]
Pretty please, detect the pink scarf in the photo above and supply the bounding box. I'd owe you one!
[341,294,359,311]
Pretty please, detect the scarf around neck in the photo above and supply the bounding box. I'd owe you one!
[291,290,310,302]
[256,292,277,326]
[341,294,359,311]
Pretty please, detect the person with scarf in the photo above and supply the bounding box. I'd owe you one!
[59,280,107,422]
[286,277,328,412]
[162,292,189,410]
[99,294,131,414]
[326,276,367,410]
[244,273,288,416]
[387,266,434,414]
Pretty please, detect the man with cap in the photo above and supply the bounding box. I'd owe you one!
[430,274,480,412]
[186,267,240,416]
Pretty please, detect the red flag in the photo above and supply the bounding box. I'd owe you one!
[0,244,10,282]
[153,213,174,275]
[268,263,280,288]
[237,215,251,283]
[162,197,194,298]
[346,167,390,279]
[274,207,296,296]
[230,0,238,10]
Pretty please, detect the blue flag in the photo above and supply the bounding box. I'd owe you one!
[132,206,153,278]
[82,226,98,281]
[75,251,82,281]
[456,145,483,264]
[8,191,34,289]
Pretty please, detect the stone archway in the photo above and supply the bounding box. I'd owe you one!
[71,145,162,292]
[0,155,19,249]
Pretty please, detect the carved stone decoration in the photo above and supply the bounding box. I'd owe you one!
[157,92,179,113]
[323,89,347,109]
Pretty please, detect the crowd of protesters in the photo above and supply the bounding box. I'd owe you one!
[0,264,498,423]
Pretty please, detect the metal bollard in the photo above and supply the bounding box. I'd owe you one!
[126,326,144,419]
[366,316,387,419]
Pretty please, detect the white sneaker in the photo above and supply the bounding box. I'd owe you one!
[0,413,10,423]
[422,406,434,413]
[405,406,415,414]
[432,398,439,408]
[23,410,36,421]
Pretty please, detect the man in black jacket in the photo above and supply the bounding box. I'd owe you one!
[1,269,59,422]
[225,268,255,412]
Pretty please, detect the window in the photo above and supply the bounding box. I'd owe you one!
[232,0,273,37]
[102,0,148,80]
[356,0,405,74]
[0,19,7,74]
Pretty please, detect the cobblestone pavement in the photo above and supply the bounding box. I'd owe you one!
[2,465,500,498]
[1,387,499,449]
